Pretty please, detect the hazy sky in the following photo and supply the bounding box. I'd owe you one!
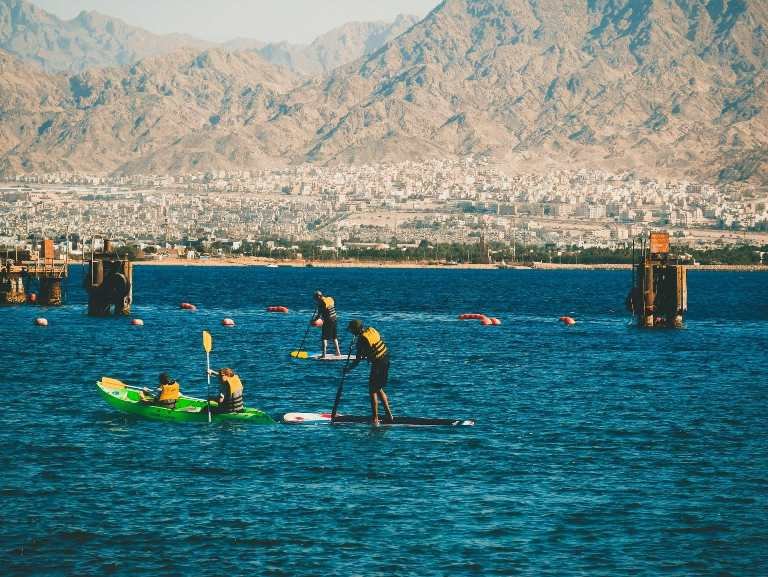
[33,0,441,44]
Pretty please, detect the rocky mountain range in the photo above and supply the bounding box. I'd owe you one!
[0,0,766,185]
[0,0,211,72]
[245,14,420,77]
[0,0,418,76]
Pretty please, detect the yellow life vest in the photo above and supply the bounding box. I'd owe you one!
[361,327,388,360]
[320,296,337,320]
[223,375,243,397]
[221,375,244,413]
[158,382,180,402]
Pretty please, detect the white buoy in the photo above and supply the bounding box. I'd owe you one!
[34,318,48,326]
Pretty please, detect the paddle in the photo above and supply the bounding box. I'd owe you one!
[100,376,142,391]
[290,306,318,359]
[203,330,213,423]
[330,338,356,421]
[100,377,204,412]
[100,377,160,404]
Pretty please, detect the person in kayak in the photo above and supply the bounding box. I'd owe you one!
[140,372,181,408]
[343,319,394,426]
[206,367,245,414]
[312,290,341,358]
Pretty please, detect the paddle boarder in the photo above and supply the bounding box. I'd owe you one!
[312,290,342,358]
[206,367,245,414]
[140,372,181,408]
[343,319,394,426]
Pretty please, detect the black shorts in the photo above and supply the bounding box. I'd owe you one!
[368,357,390,393]
[322,318,337,340]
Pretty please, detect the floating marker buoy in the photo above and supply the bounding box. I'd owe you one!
[180,302,197,311]
[222,318,235,327]
[131,319,144,326]
[459,313,485,320]
[490,317,501,325]
[267,306,289,313]
[559,316,576,326]
[480,317,493,326]
[28,293,37,304]
[34,317,48,326]
[311,318,323,327]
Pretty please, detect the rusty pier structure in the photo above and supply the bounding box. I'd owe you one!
[626,231,687,328]
[0,239,69,306]
[85,239,133,316]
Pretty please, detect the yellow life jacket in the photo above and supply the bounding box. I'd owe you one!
[220,375,244,413]
[158,382,180,402]
[320,296,337,320]
[361,327,388,360]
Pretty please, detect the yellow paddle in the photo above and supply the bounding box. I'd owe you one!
[290,350,309,359]
[100,377,150,400]
[203,330,213,423]
[100,376,131,389]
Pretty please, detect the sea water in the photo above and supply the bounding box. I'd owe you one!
[1,267,766,576]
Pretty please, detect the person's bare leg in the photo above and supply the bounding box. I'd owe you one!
[378,390,394,422]
[369,391,380,425]
[333,338,341,356]
[321,339,328,358]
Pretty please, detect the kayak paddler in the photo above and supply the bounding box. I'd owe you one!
[312,290,341,358]
[140,372,181,408]
[343,319,394,426]
[206,367,245,414]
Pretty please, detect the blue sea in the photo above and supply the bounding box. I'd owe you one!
[1,266,766,576]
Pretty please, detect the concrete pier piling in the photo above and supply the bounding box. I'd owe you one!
[85,240,133,316]
[1,239,68,306]
[626,232,687,328]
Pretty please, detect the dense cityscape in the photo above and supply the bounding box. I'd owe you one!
[2,159,767,258]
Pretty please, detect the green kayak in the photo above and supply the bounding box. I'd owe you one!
[97,377,276,424]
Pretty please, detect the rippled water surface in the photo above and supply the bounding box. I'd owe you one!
[1,267,767,576]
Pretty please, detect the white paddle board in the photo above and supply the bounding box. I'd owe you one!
[282,412,475,426]
[290,353,351,362]
[283,412,334,424]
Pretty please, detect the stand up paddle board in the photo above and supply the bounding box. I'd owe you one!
[289,352,351,361]
[283,412,475,426]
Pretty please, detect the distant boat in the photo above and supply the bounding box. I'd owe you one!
[266,264,278,268]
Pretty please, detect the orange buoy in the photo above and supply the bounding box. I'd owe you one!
[34,317,48,326]
[480,317,492,326]
[180,302,197,311]
[221,318,236,327]
[311,318,323,327]
[28,293,37,304]
[559,316,576,326]
[459,313,485,320]
[131,319,144,326]
[490,317,502,325]
[267,306,289,313]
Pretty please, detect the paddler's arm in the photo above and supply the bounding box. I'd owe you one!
[344,339,365,372]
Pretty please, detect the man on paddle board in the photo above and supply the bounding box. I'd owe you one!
[343,319,394,426]
[312,290,342,358]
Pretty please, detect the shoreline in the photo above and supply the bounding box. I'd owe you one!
[127,257,768,272]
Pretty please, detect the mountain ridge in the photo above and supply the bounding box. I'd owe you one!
[0,0,765,185]
[0,0,421,76]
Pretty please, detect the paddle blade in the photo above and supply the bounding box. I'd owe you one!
[290,351,309,359]
[100,376,128,389]
[202,330,213,353]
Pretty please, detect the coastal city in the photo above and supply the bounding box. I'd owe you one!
[1,158,767,257]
